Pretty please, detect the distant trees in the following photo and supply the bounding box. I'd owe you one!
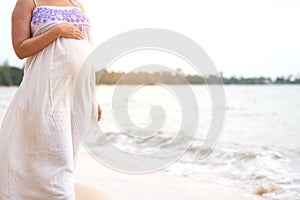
[96,69,300,85]
[0,61,24,86]
[0,62,299,86]
[274,75,300,84]
[223,76,272,85]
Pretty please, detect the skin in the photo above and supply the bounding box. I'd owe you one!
[11,0,102,121]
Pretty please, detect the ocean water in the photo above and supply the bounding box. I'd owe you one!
[0,85,299,200]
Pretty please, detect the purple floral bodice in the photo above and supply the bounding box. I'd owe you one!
[30,6,91,37]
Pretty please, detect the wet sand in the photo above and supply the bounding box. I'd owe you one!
[74,152,270,200]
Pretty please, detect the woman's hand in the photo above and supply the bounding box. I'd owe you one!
[55,23,84,40]
[97,103,102,121]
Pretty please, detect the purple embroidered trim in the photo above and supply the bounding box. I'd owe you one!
[31,7,90,25]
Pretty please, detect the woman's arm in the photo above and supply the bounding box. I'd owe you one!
[12,0,84,59]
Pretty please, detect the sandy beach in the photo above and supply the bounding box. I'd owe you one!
[74,152,270,200]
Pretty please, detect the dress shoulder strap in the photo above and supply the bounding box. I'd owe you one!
[69,0,79,7]
[33,0,38,7]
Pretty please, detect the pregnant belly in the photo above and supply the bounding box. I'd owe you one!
[18,36,93,112]
[49,38,93,109]
[55,37,91,70]
[50,37,92,80]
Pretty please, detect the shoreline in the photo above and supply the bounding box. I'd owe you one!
[75,152,271,200]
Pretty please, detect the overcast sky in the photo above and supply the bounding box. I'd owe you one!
[1,0,299,78]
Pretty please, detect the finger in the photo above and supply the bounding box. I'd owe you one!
[78,34,84,40]
[97,105,102,121]
[97,112,101,121]
[98,109,101,121]
[73,32,83,40]
[75,30,83,39]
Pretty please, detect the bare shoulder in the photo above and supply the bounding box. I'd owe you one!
[11,0,35,54]
[73,0,85,13]
[13,0,35,12]
[12,0,35,22]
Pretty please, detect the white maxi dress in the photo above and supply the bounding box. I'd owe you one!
[0,2,98,200]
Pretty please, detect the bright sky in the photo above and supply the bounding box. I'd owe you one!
[0,0,299,78]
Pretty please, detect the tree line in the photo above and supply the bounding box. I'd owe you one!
[0,63,299,86]
[0,62,24,86]
[95,69,300,85]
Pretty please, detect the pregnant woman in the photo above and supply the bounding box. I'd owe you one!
[0,0,101,199]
